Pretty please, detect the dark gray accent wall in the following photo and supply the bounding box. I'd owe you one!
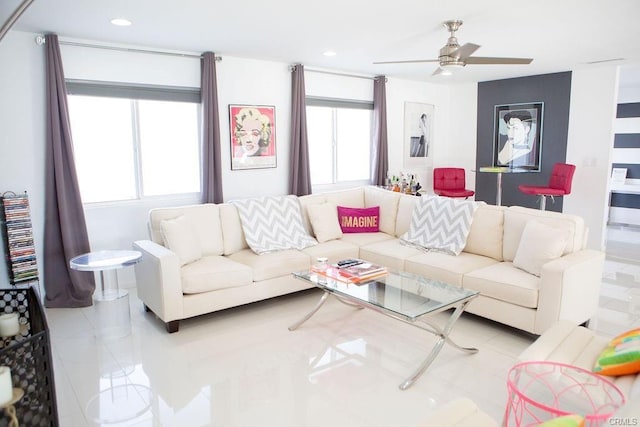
[476,72,572,211]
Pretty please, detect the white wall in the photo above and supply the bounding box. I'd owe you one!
[0,31,457,289]
[564,67,619,250]
[0,30,619,293]
[0,31,46,293]
[217,57,293,200]
[443,83,478,191]
[385,77,457,191]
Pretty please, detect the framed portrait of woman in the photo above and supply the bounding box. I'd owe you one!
[403,102,434,169]
[229,104,277,170]
[493,102,543,171]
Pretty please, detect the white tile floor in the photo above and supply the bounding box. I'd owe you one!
[45,226,640,426]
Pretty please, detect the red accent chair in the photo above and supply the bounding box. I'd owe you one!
[433,168,475,198]
[518,163,576,210]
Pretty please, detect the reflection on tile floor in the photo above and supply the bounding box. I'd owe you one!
[46,226,640,426]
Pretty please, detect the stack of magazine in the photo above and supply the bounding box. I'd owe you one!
[313,259,388,284]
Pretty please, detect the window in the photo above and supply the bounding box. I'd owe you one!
[66,81,201,204]
[306,97,373,186]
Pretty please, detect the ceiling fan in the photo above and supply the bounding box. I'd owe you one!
[374,20,533,76]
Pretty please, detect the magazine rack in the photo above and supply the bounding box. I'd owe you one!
[0,192,39,287]
[0,287,58,426]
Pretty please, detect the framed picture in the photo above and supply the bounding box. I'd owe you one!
[493,102,543,171]
[611,167,627,185]
[404,102,434,168]
[229,104,277,170]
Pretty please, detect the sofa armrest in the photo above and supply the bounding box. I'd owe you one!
[535,249,605,334]
[133,240,184,323]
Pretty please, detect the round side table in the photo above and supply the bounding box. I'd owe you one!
[70,250,142,339]
[477,166,534,206]
[503,361,625,426]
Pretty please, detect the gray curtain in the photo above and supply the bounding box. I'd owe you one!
[371,76,389,185]
[201,52,223,203]
[43,34,94,308]
[289,64,312,196]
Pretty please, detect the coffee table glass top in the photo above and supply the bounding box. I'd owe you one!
[293,270,478,322]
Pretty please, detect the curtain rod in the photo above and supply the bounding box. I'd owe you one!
[34,35,222,61]
[0,0,35,43]
[290,65,379,81]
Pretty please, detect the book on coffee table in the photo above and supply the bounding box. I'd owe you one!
[312,261,388,284]
[336,260,388,283]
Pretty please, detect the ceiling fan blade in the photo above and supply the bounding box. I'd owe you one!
[465,56,533,65]
[451,43,480,60]
[432,67,446,76]
[373,59,439,64]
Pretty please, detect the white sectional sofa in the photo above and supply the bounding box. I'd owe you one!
[133,186,604,333]
[519,320,640,400]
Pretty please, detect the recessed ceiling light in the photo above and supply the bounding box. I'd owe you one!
[110,18,132,27]
[323,50,336,57]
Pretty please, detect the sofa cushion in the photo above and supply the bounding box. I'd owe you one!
[405,251,498,287]
[149,204,224,256]
[339,232,394,248]
[298,193,328,235]
[359,239,424,271]
[160,215,203,266]
[364,186,401,235]
[401,195,477,256]
[337,206,380,233]
[464,203,505,261]
[394,193,419,237]
[323,187,365,208]
[307,202,343,242]
[594,328,640,377]
[181,256,252,294]
[228,249,311,282]
[503,206,585,262]
[463,262,540,309]
[219,203,249,255]
[513,220,569,276]
[231,195,317,254]
[302,239,359,265]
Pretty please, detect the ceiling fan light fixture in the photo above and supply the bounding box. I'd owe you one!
[110,18,132,27]
[441,62,464,69]
[440,69,453,76]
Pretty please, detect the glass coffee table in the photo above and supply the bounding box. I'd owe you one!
[290,269,479,390]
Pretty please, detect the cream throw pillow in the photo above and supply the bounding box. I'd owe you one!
[307,203,343,243]
[160,215,203,266]
[513,220,568,276]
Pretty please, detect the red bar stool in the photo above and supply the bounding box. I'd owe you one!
[518,163,576,210]
[433,168,475,199]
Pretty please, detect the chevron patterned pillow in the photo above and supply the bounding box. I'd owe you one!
[401,195,477,256]
[231,195,317,254]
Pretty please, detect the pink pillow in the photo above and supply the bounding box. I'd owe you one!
[337,206,380,233]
